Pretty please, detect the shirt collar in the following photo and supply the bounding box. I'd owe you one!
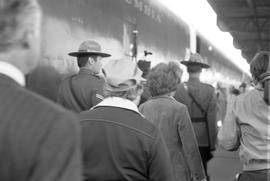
[151,94,175,101]
[79,67,104,78]
[92,97,144,117]
[0,61,25,86]
[188,76,200,82]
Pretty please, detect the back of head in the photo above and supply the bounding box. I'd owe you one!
[181,53,209,74]
[137,60,151,78]
[147,61,182,97]
[250,51,270,105]
[0,0,41,73]
[187,65,202,74]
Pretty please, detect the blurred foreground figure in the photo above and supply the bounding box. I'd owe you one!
[80,59,174,181]
[139,62,207,181]
[0,0,82,180]
[57,40,111,112]
[137,59,151,105]
[174,53,217,179]
[218,51,270,181]
[216,82,227,124]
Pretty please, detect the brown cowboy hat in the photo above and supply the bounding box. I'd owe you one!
[69,40,111,57]
[181,53,210,68]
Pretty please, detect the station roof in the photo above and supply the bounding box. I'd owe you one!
[207,0,270,63]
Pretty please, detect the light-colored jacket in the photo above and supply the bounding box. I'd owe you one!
[139,95,206,181]
[218,88,270,171]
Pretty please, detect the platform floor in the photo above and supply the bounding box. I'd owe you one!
[208,146,242,181]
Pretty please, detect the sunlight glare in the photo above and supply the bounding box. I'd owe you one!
[158,0,250,75]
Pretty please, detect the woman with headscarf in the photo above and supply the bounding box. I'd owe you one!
[218,51,270,181]
[139,61,207,181]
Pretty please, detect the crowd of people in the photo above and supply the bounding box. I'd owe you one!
[0,0,269,181]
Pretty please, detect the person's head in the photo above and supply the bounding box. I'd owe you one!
[181,53,210,77]
[239,82,247,93]
[69,40,111,74]
[102,58,145,104]
[250,51,270,105]
[77,55,103,74]
[0,0,42,74]
[229,85,240,96]
[137,60,151,78]
[147,61,182,97]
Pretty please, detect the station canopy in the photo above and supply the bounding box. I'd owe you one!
[207,0,270,63]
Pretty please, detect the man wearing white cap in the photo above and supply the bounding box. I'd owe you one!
[174,53,217,180]
[80,58,175,181]
[57,40,111,112]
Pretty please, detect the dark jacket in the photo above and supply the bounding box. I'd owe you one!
[139,95,205,181]
[80,97,174,181]
[57,68,105,112]
[174,77,217,150]
[0,74,82,181]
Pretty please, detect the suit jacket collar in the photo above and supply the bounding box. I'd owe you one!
[151,95,175,101]
[0,61,25,86]
[188,77,200,83]
[0,73,21,87]
[79,68,103,78]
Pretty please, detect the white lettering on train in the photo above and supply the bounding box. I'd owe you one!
[125,0,162,23]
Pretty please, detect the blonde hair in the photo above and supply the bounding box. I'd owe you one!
[0,0,41,52]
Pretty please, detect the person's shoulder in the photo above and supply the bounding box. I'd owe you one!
[236,89,259,104]
[199,83,215,95]
[138,114,161,140]
[22,88,77,120]
[58,74,74,86]
[201,82,214,90]
[173,99,188,109]
[84,73,105,84]
[61,74,75,81]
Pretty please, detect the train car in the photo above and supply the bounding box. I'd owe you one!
[26,0,248,101]
[198,35,249,86]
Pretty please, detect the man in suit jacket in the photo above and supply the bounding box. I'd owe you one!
[57,40,111,112]
[0,0,82,180]
[174,53,217,179]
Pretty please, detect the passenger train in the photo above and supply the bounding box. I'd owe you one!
[26,0,250,101]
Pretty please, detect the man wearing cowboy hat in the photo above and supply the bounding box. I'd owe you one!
[174,53,217,180]
[57,40,111,112]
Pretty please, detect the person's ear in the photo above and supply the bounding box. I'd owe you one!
[21,28,40,50]
[88,57,95,65]
[20,31,31,49]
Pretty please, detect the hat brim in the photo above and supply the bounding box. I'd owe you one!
[68,52,111,57]
[181,61,210,68]
[105,77,146,92]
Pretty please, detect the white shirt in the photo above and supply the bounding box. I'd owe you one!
[218,89,270,171]
[0,61,25,86]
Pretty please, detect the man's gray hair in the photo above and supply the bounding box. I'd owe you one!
[0,0,41,52]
